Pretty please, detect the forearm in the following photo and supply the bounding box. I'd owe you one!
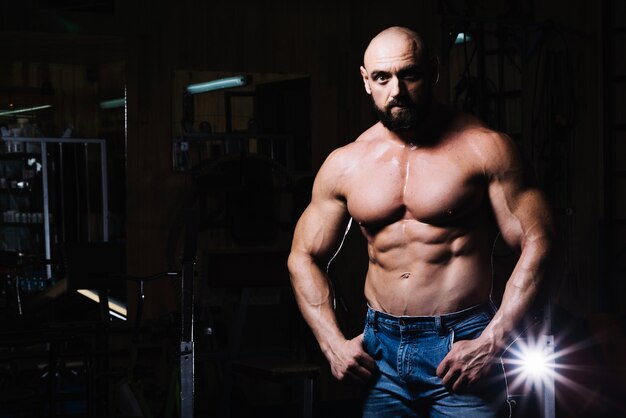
[481,234,553,354]
[288,251,347,357]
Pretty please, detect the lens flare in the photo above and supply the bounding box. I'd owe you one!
[501,322,624,417]
[503,335,557,391]
[522,348,550,378]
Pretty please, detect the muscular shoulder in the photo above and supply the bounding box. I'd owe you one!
[313,125,383,201]
[313,142,364,202]
[450,115,525,181]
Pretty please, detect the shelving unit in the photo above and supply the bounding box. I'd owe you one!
[0,136,108,303]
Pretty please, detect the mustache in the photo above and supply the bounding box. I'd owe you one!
[386,97,413,109]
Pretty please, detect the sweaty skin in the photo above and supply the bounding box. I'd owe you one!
[288,27,554,390]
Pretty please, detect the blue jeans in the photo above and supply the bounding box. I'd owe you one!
[362,301,510,418]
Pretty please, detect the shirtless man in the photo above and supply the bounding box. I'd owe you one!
[288,26,554,417]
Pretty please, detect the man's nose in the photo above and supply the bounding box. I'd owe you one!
[389,76,405,99]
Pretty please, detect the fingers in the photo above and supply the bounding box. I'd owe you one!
[440,366,469,392]
[332,335,379,383]
[349,343,378,380]
[345,362,376,382]
[437,345,466,390]
[452,375,467,392]
[359,353,378,372]
[333,356,375,382]
[439,361,459,389]
[437,342,488,392]
[351,334,378,372]
[355,349,378,372]
[436,354,450,378]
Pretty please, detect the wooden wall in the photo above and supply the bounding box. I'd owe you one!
[0,0,611,318]
[1,60,124,138]
[118,1,442,401]
[0,0,621,407]
[117,0,610,320]
[122,0,444,322]
[1,0,620,394]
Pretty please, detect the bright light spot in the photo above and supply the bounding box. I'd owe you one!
[503,335,557,392]
[109,310,127,321]
[521,348,549,378]
[76,289,128,317]
[454,32,473,45]
[503,333,613,413]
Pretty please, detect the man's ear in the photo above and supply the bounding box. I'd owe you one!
[430,56,440,85]
[360,66,372,95]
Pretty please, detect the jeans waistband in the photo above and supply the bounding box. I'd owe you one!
[366,300,497,332]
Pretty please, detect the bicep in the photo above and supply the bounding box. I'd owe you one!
[291,197,351,266]
[485,136,553,250]
[489,179,552,250]
[291,150,352,265]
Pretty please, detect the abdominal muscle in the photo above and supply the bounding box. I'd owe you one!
[361,219,494,316]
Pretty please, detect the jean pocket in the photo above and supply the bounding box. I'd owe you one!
[363,322,378,357]
[451,312,492,342]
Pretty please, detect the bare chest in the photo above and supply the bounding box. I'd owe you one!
[345,150,485,226]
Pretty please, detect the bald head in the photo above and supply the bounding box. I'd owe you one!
[363,27,429,70]
[359,26,437,132]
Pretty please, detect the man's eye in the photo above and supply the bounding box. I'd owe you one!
[374,74,389,82]
[402,72,421,81]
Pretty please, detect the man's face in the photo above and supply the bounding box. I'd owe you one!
[360,36,435,132]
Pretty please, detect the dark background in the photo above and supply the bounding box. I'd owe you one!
[0,0,624,417]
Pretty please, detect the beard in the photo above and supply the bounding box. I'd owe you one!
[373,87,433,132]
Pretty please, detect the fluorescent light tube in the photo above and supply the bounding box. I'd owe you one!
[186,75,249,95]
[100,98,126,109]
[0,105,52,117]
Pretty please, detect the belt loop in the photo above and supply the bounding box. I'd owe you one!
[435,316,444,335]
[367,308,378,332]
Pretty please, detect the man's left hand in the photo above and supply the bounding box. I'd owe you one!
[436,338,496,392]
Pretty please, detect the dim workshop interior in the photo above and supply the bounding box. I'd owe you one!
[0,1,625,417]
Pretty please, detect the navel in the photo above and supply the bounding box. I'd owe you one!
[399,272,411,280]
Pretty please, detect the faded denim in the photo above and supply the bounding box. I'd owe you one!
[362,301,511,418]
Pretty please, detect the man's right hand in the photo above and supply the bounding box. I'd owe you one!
[325,333,378,383]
